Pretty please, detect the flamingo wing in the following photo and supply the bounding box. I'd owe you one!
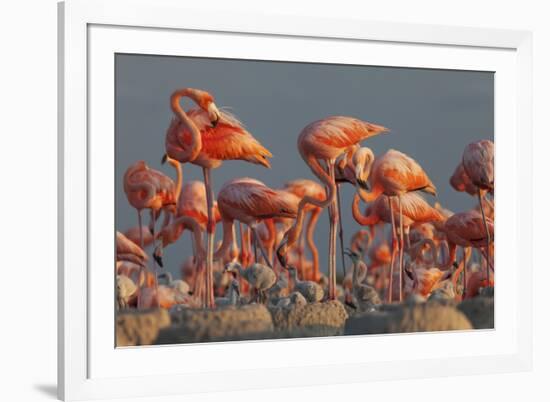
[462,140,494,190]
[218,179,299,221]
[373,149,436,195]
[445,211,494,245]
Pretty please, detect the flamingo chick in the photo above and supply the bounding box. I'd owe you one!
[224,262,277,304]
[286,266,324,303]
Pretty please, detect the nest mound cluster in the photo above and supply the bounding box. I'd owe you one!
[116,292,493,346]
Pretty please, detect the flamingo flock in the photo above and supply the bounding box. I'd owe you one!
[116,87,495,312]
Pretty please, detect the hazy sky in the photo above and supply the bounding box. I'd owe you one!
[115,54,493,277]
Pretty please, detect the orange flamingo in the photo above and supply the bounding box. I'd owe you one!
[462,140,494,281]
[354,148,437,302]
[450,162,478,196]
[352,192,445,301]
[166,88,272,308]
[137,270,199,309]
[434,210,494,277]
[282,179,326,281]
[215,178,299,270]
[277,116,388,300]
[116,231,148,266]
[123,160,178,249]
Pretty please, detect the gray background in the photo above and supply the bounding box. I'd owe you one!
[115,54,494,277]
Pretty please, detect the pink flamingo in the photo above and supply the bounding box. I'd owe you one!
[352,191,444,301]
[450,162,478,196]
[166,88,272,308]
[353,148,437,303]
[116,231,148,266]
[462,140,494,281]
[282,179,326,281]
[123,160,180,307]
[123,160,178,249]
[435,210,494,273]
[215,178,299,269]
[160,178,299,307]
[277,116,388,300]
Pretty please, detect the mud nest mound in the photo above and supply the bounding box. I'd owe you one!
[157,304,274,343]
[116,309,171,346]
[269,300,348,336]
[345,302,473,335]
[457,296,494,329]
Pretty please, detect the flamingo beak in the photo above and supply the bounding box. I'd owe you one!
[153,254,163,268]
[277,252,287,268]
[153,246,164,268]
[161,154,168,164]
[208,103,220,128]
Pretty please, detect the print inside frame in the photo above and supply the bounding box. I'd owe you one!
[59,1,532,400]
[114,53,494,345]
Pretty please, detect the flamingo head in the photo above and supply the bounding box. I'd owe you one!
[186,88,220,127]
[353,147,375,190]
[224,261,242,275]
[206,102,221,127]
[344,248,361,264]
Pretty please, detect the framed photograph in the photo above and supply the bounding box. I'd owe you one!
[58,0,533,400]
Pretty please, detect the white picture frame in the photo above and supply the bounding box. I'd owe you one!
[58,0,533,400]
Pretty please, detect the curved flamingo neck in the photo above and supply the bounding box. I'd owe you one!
[230,262,246,277]
[352,193,380,226]
[451,247,470,288]
[168,215,205,260]
[169,160,183,202]
[280,156,337,259]
[213,219,235,261]
[305,208,321,280]
[356,184,384,203]
[169,88,203,162]
[439,240,457,270]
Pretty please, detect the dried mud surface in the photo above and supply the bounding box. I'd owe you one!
[345,301,473,335]
[116,309,171,346]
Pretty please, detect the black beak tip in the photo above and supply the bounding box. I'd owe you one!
[154,255,164,268]
[211,119,218,128]
[161,154,168,165]
[345,300,357,310]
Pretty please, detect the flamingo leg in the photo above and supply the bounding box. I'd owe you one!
[336,184,347,277]
[298,230,305,279]
[137,210,144,309]
[327,161,338,300]
[137,210,144,249]
[250,226,273,269]
[203,167,216,308]
[150,221,160,309]
[398,195,405,303]
[306,209,321,282]
[252,231,258,263]
[388,197,398,303]
[463,247,469,301]
[477,188,492,283]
